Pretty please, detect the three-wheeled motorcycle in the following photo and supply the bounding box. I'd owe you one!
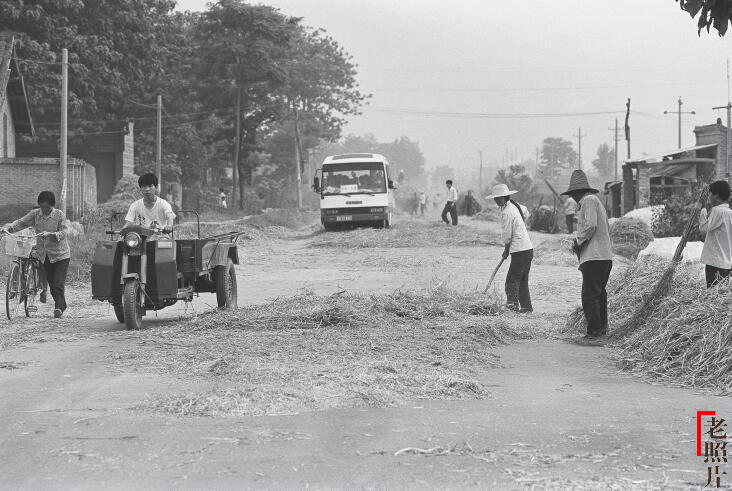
[91,211,240,330]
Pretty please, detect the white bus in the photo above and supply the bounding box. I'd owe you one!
[313,153,396,231]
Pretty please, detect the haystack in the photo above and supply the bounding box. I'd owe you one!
[609,217,653,259]
[533,235,577,267]
[564,258,731,393]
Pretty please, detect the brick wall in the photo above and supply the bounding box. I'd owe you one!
[0,157,97,219]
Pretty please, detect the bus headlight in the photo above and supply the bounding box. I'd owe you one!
[125,232,141,249]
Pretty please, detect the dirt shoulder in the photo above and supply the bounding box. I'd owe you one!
[0,217,727,489]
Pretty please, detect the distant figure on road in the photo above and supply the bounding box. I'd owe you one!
[410,192,419,215]
[442,180,458,226]
[419,191,427,216]
[219,188,227,210]
[564,196,577,233]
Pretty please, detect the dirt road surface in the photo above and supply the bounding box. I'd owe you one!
[0,217,728,490]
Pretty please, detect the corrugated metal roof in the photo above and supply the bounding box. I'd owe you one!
[625,143,718,164]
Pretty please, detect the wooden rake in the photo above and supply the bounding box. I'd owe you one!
[483,257,506,294]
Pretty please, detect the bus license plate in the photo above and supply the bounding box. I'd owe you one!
[336,216,353,222]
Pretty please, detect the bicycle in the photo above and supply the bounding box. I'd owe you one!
[1,231,42,320]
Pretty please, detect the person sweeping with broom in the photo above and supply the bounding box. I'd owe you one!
[485,183,533,313]
[561,170,613,344]
[698,180,732,288]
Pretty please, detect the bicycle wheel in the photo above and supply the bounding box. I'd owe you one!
[5,261,23,320]
[24,262,38,317]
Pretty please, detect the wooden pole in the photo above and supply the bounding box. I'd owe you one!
[233,87,240,209]
[59,48,68,215]
[292,101,303,209]
[156,94,162,190]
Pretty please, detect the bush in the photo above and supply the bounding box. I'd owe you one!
[456,193,482,216]
[651,191,704,241]
[99,174,142,216]
[610,217,654,259]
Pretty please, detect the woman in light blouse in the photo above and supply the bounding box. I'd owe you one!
[1,191,71,318]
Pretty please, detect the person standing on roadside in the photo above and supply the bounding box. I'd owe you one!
[564,196,577,233]
[441,180,458,225]
[562,170,613,344]
[419,191,427,216]
[1,191,70,319]
[486,183,534,313]
[697,180,732,288]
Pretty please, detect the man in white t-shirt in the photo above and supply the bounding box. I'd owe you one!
[124,173,176,231]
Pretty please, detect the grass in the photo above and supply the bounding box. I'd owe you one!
[106,287,536,417]
[564,258,732,394]
[308,219,501,249]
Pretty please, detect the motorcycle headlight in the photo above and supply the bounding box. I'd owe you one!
[124,232,141,249]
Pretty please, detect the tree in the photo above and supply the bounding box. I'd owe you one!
[492,164,538,205]
[538,137,576,181]
[678,0,732,36]
[591,143,616,183]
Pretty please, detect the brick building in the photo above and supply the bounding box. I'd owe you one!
[0,31,98,220]
[619,119,729,215]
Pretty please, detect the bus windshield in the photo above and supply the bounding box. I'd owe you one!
[321,162,387,195]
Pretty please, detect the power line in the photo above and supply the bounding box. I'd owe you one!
[371,107,624,119]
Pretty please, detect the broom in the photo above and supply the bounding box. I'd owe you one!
[610,186,710,339]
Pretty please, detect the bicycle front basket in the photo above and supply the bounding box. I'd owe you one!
[3,236,35,258]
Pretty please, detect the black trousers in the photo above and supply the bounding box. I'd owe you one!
[43,258,70,311]
[441,202,457,225]
[579,260,612,336]
[706,265,731,288]
[505,249,533,312]
[566,214,575,233]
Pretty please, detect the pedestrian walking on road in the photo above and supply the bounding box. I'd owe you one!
[561,170,613,344]
[564,196,577,233]
[697,180,732,288]
[419,191,427,216]
[486,184,534,313]
[441,180,458,225]
[1,191,71,319]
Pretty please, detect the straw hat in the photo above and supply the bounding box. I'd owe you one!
[561,170,599,195]
[485,183,518,200]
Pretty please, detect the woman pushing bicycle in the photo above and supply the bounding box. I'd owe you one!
[1,191,70,318]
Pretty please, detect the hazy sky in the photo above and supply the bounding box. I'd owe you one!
[176,0,732,176]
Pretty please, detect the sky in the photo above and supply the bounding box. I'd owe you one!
[175,0,732,178]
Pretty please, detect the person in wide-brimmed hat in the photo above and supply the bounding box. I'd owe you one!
[561,170,613,344]
[485,183,534,313]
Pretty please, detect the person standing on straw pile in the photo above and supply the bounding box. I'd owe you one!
[698,180,732,287]
[486,183,534,313]
[561,170,613,344]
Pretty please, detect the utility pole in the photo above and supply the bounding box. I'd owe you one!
[233,87,240,209]
[609,118,621,181]
[713,59,732,177]
[156,94,162,190]
[573,127,587,170]
[535,147,540,177]
[625,98,631,159]
[293,102,303,209]
[59,48,68,215]
[478,150,483,196]
[664,96,695,149]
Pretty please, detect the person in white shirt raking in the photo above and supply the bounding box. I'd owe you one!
[697,180,732,288]
[124,173,176,233]
[485,183,534,313]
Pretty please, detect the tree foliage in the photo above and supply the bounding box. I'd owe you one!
[538,137,576,181]
[492,164,538,204]
[678,0,732,36]
[591,143,616,183]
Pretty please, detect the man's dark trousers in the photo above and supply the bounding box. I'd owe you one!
[43,257,70,312]
[565,214,575,233]
[505,249,533,312]
[441,202,457,225]
[706,265,731,288]
[579,260,612,336]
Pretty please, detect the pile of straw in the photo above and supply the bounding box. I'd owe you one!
[532,235,577,267]
[308,220,501,249]
[473,207,501,222]
[122,288,533,417]
[610,217,654,259]
[565,258,731,393]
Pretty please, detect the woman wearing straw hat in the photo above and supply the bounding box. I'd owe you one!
[485,183,534,313]
[561,170,613,344]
